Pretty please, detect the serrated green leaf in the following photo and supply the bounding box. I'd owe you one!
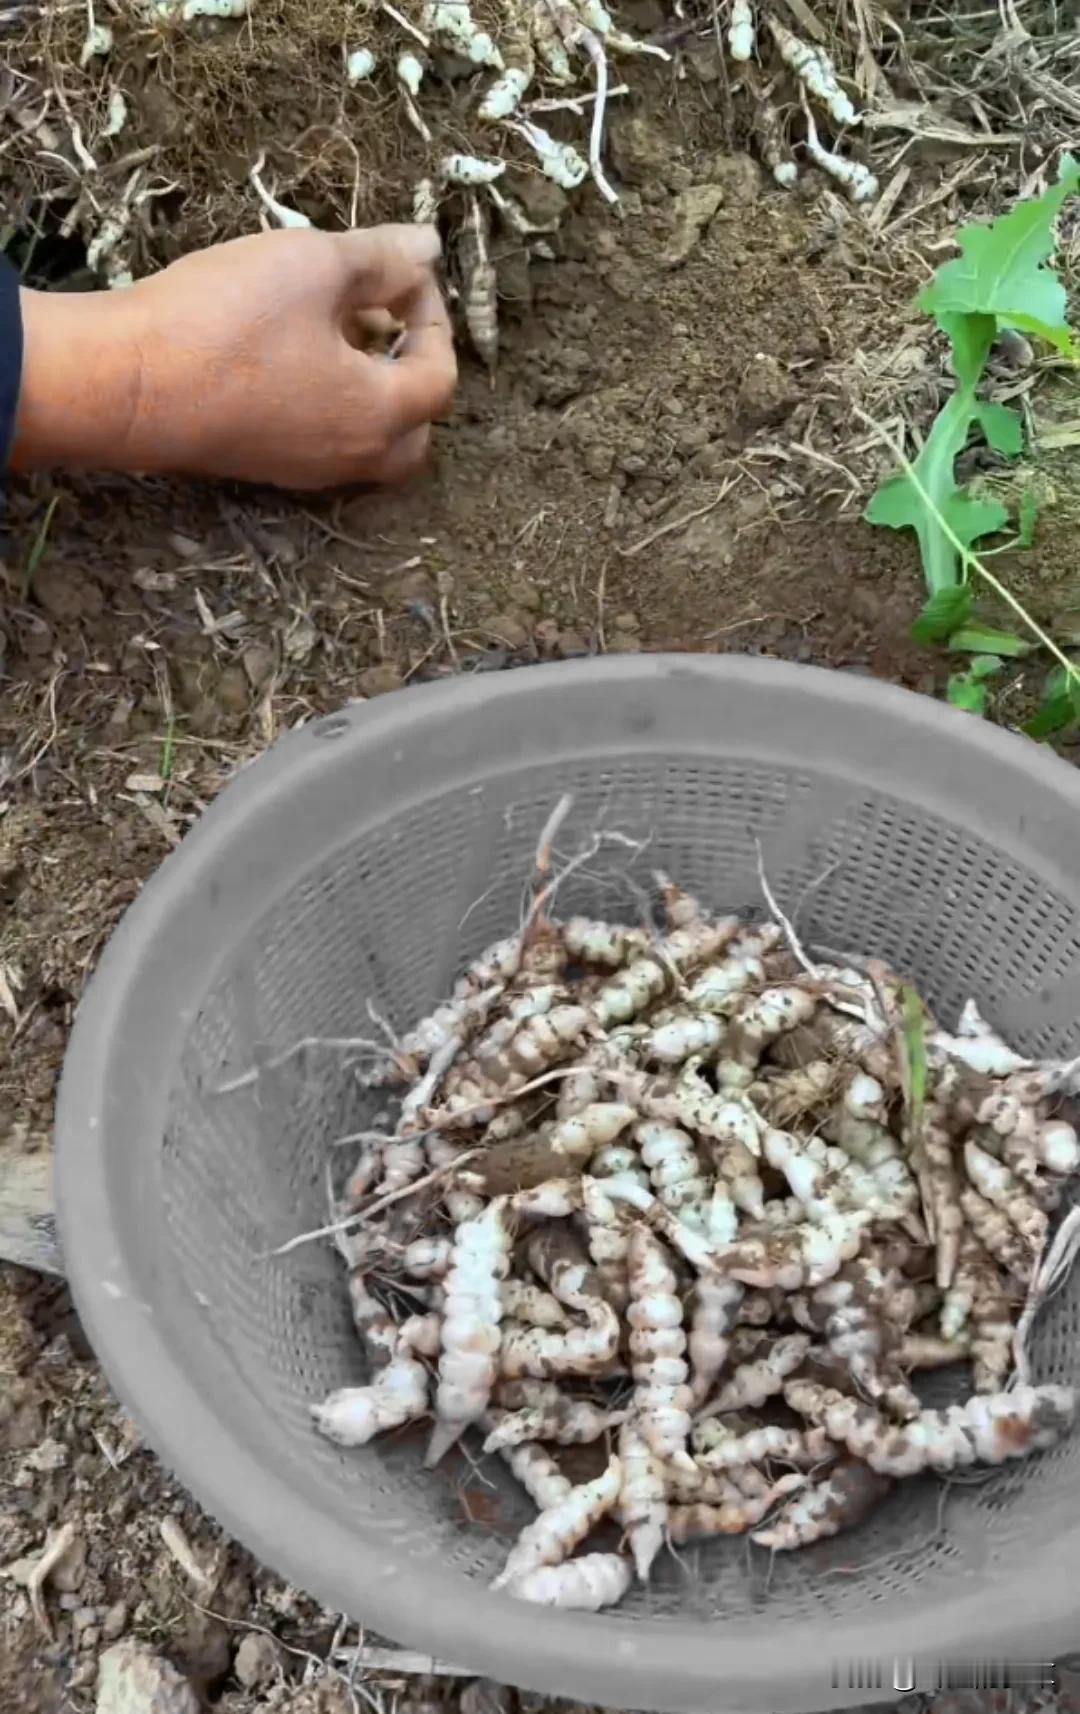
[947,625,1032,657]
[865,383,1004,593]
[947,672,990,713]
[973,400,1024,457]
[919,155,1080,355]
[1023,694,1078,739]
[911,586,974,644]
[946,492,1010,546]
[1017,489,1039,548]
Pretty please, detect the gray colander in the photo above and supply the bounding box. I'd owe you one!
[56,655,1080,1713]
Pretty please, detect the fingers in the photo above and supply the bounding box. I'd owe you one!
[333,224,442,311]
[365,425,431,486]
[369,274,458,433]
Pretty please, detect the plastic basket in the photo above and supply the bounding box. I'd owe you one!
[56,656,1080,1712]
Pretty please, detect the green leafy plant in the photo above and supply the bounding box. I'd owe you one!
[866,155,1080,737]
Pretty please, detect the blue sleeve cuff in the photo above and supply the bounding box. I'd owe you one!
[0,255,25,471]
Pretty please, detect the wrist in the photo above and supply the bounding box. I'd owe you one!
[11,287,145,474]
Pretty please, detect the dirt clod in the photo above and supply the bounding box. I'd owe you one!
[736,353,801,433]
[95,1641,201,1714]
[357,664,406,698]
[233,1632,284,1691]
[662,184,726,268]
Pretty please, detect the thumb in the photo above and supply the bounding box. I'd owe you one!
[333,224,443,312]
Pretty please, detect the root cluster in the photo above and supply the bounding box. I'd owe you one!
[309,837,1080,1609]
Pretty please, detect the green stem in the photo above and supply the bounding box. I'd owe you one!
[856,407,1080,694]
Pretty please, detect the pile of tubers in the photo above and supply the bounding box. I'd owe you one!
[310,863,1080,1610]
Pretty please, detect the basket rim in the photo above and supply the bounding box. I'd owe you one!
[55,654,1080,1713]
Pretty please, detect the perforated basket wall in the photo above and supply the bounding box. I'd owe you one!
[56,657,1080,1714]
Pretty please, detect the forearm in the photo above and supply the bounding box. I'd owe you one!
[9,286,141,473]
[0,256,24,478]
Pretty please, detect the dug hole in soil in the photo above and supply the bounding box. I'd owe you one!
[2,15,1080,1714]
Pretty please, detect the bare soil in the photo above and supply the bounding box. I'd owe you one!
[2,33,1080,1714]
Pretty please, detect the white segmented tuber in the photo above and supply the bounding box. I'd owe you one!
[493,1454,622,1587]
[646,1013,723,1065]
[912,1101,964,1289]
[505,120,588,191]
[668,1473,805,1541]
[458,194,499,373]
[397,51,426,95]
[565,918,650,967]
[963,1139,1047,1255]
[577,0,671,60]
[500,1299,620,1378]
[398,1312,442,1357]
[479,67,533,121]
[346,47,377,83]
[727,0,755,62]
[635,1120,710,1226]
[688,1277,745,1404]
[705,1332,810,1413]
[1037,1119,1080,1176]
[709,1207,873,1289]
[617,1417,667,1581]
[530,0,574,83]
[496,1437,574,1509]
[750,1459,891,1550]
[80,22,113,64]
[767,18,858,126]
[801,106,877,205]
[500,1279,570,1329]
[503,1551,633,1609]
[627,1227,695,1468]
[439,154,507,188]
[477,0,533,126]
[959,1186,1033,1282]
[785,1378,1076,1475]
[312,1355,428,1447]
[402,1235,453,1281]
[687,955,766,1014]
[422,0,504,68]
[319,861,1080,1612]
[428,1197,512,1465]
[484,1396,625,1450]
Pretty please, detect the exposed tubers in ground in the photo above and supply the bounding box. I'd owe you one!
[308,842,1078,1609]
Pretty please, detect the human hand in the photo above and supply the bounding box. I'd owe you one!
[12,225,457,490]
